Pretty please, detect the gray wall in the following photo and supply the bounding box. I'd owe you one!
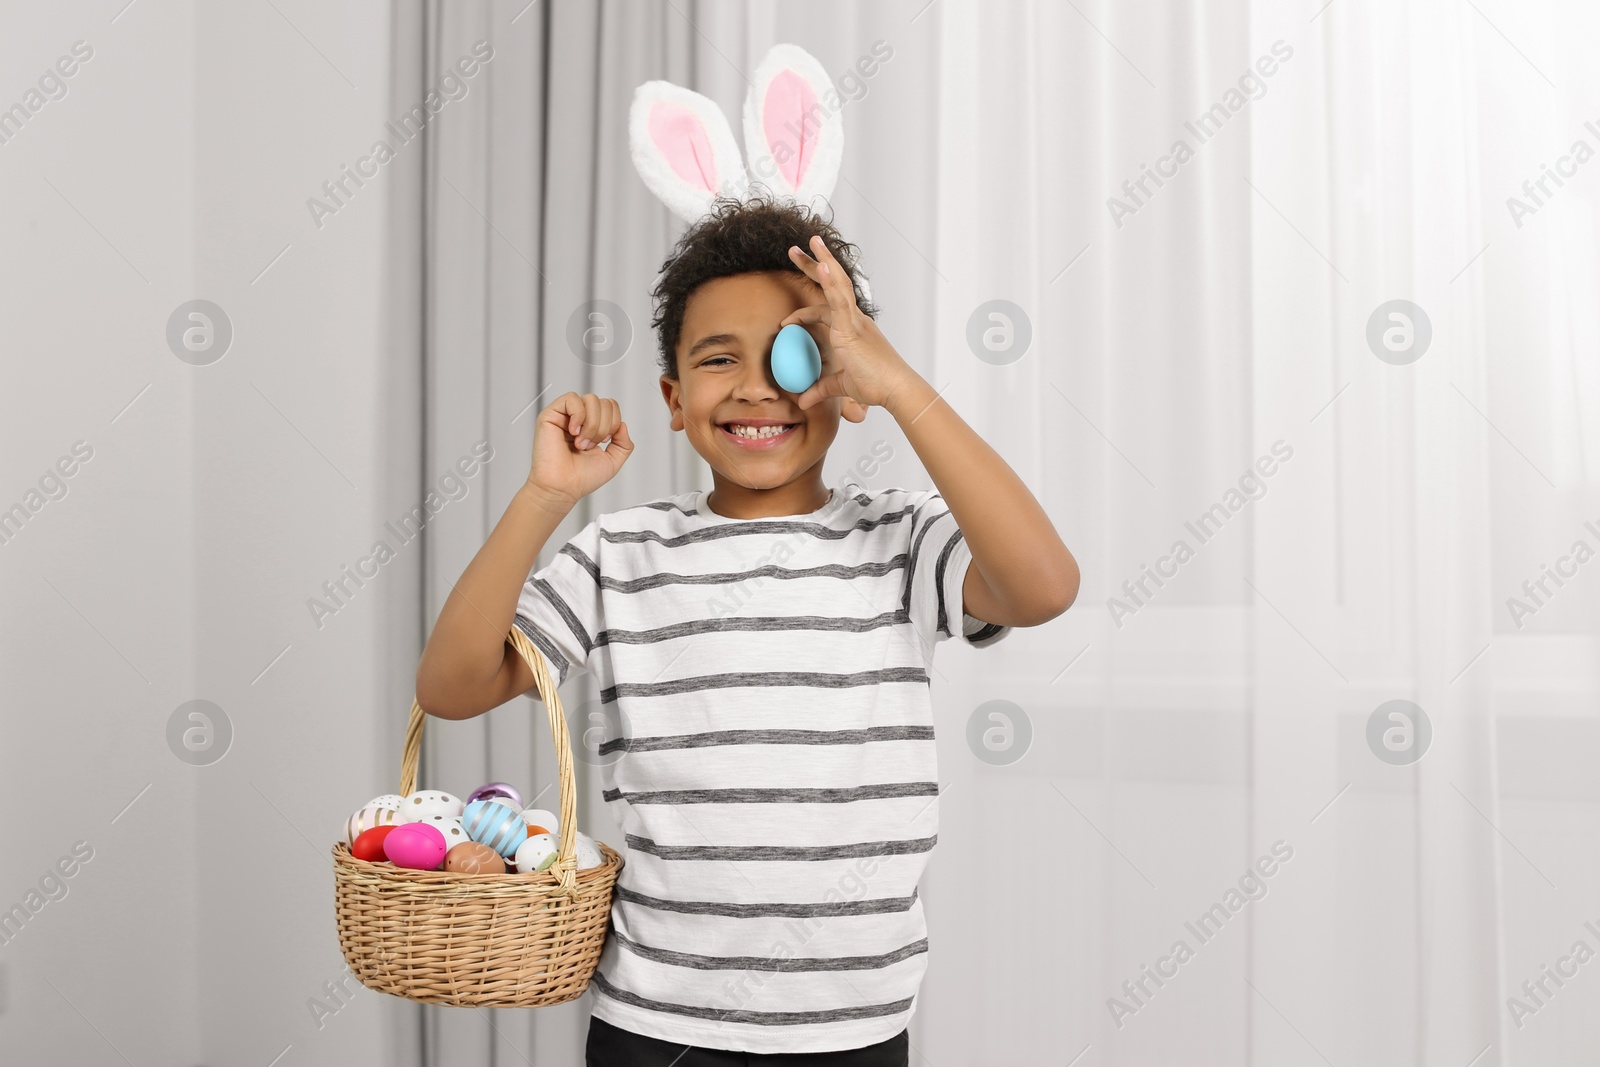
[2,2,404,1063]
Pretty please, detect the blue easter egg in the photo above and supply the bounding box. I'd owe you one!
[462,799,529,859]
[770,324,820,394]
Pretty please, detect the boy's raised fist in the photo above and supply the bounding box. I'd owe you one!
[525,391,634,504]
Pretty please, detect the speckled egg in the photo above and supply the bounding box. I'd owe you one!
[368,794,405,811]
[575,831,604,871]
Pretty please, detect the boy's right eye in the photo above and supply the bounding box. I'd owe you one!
[701,356,733,366]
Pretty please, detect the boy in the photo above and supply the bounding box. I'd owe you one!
[415,196,1079,1064]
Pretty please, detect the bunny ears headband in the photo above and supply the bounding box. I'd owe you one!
[628,43,871,304]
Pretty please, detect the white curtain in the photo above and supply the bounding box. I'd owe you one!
[393,1,1600,1063]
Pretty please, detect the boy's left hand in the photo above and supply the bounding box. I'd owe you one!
[781,234,918,412]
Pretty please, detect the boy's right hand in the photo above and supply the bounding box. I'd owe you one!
[525,391,635,505]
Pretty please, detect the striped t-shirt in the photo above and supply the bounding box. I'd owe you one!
[513,478,1009,1054]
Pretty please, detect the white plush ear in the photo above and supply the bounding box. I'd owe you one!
[741,44,844,208]
[630,80,748,224]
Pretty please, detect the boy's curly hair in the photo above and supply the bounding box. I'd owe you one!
[650,193,878,380]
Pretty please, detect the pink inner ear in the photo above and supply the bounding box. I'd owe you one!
[763,69,818,190]
[649,101,717,194]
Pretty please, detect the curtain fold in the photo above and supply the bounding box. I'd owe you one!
[405,1,707,1061]
[1249,0,1507,1062]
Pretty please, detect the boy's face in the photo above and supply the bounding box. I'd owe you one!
[660,270,868,491]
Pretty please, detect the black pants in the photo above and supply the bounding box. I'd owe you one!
[585,1015,910,1066]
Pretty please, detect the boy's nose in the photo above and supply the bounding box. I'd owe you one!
[731,352,782,399]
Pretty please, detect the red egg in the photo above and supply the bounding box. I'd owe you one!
[351,824,398,862]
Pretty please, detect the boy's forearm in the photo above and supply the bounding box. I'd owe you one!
[885,372,1078,614]
[415,482,575,710]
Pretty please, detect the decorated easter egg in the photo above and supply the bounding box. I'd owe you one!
[445,841,507,874]
[368,794,405,811]
[770,323,821,394]
[463,800,528,859]
[383,822,447,870]
[351,824,398,862]
[399,790,463,822]
[513,833,559,873]
[520,807,560,837]
[420,814,470,850]
[575,831,604,871]
[465,782,523,810]
[346,802,399,845]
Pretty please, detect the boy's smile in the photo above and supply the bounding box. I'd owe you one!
[717,419,800,449]
[660,270,867,518]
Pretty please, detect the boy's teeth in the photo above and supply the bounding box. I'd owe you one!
[729,424,790,438]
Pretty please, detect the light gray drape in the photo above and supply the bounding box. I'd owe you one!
[394,2,713,1061]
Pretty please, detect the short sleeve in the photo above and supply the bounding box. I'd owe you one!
[904,491,1011,658]
[513,517,603,688]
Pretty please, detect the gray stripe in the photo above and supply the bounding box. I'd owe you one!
[624,834,937,862]
[601,666,928,704]
[558,541,601,585]
[610,928,928,972]
[845,485,875,508]
[603,782,938,805]
[592,554,907,594]
[969,622,1005,644]
[614,885,919,918]
[599,724,934,755]
[511,614,570,685]
[934,527,964,637]
[901,503,951,623]
[603,502,916,550]
[659,483,877,520]
[528,575,594,654]
[596,607,908,649]
[590,971,914,1026]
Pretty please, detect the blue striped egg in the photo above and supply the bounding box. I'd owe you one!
[463,799,528,859]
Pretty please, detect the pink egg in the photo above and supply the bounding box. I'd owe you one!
[383,822,447,870]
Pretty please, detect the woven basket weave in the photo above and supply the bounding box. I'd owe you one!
[332,625,622,1007]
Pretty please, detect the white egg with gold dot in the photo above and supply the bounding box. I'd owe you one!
[399,790,463,822]
[420,814,469,849]
[513,833,559,873]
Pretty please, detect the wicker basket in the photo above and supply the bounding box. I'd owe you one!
[332,624,622,1007]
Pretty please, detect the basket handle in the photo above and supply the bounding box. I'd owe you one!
[398,626,582,896]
